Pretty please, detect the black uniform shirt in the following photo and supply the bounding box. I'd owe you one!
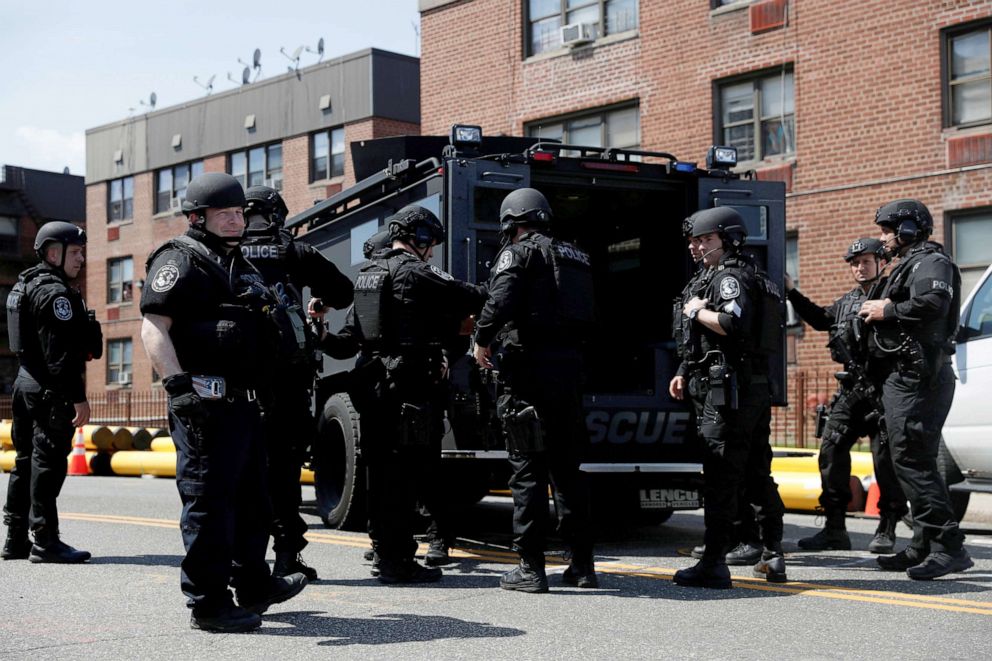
[16,264,88,402]
[695,253,762,368]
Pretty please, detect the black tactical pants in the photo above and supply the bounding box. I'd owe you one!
[2,371,75,540]
[260,386,313,554]
[818,386,907,522]
[689,375,783,562]
[881,363,964,554]
[363,365,450,562]
[171,396,272,613]
[502,349,592,563]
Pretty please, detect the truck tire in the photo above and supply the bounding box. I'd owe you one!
[937,436,970,523]
[313,393,366,531]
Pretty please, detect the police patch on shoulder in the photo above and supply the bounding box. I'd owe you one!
[495,249,514,273]
[719,276,741,300]
[52,296,73,321]
[429,264,454,281]
[151,264,180,293]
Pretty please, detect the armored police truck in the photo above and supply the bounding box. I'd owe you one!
[287,125,787,530]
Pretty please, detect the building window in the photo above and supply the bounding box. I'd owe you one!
[0,215,17,255]
[310,128,345,181]
[107,257,134,305]
[107,338,133,386]
[717,68,795,164]
[951,209,992,298]
[527,0,638,56]
[944,23,992,128]
[527,104,640,153]
[155,161,204,213]
[229,143,283,191]
[108,176,134,222]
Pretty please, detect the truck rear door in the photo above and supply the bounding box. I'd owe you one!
[698,178,788,405]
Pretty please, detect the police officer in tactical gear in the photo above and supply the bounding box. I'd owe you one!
[668,206,787,589]
[3,221,100,563]
[859,199,972,580]
[788,238,908,553]
[241,185,353,581]
[473,187,597,594]
[350,204,486,584]
[140,173,307,632]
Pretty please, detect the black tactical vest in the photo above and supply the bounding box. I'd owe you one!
[6,267,65,357]
[519,234,595,340]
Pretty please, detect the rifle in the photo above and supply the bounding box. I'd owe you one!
[825,318,888,441]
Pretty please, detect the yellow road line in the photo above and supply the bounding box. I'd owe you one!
[61,512,992,616]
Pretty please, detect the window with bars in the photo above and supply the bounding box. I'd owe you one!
[155,161,204,213]
[716,68,794,164]
[107,256,134,304]
[108,176,134,222]
[310,127,346,181]
[526,0,638,57]
[229,143,283,191]
[0,215,17,255]
[944,23,992,128]
[526,104,640,153]
[106,338,133,386]
[950,208,992,298]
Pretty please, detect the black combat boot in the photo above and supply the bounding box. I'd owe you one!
[798,510,851,551]
[725,541,763,566]
[29,529,90,564]
[673,559,732,589]
[2,528,32,560]
[877,546,928,571]
[424,539,451,567]
[500,555,549,593]
[867,515,898,554]
[273,551,318,580]
[753,543,787,583]
[191,604,262,633]
[906,549,974,580]
[237,573,308,615]
[562,550,598,588]
[378,557,442,584]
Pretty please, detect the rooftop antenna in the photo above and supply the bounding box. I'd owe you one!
[412,20,420,56]
[237,48,262,82]
[139,92,157,111]
[305,37,325,63]
[280,44,304,78]
[193,74,216,95]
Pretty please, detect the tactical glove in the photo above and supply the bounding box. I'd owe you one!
[162,373,209,427]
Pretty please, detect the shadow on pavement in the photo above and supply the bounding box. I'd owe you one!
[259,611,525,645]
[89,554,183,567]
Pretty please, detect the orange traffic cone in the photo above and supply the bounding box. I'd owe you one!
[864,479,880,517]
[68,427,89,476]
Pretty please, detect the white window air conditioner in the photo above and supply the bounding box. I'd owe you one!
[169,197,183,212]
[117,372,132,387]
[561,22,595,48]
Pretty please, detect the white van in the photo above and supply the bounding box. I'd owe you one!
[942,262,992,516]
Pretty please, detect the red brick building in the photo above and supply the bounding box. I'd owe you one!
[419,0,992,424]
[83,48,419,394]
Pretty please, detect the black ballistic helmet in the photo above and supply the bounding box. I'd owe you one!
[362,229,391,259]
[874,199,933,243]
[844,237,886,262]
[499,188,552,235]
[687,206,747,248]
[182,172,246,217]
[387,205,445,249]
[244,185,289,226]
[34,221,87,261]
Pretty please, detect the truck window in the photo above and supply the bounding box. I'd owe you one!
[961,268,992,342]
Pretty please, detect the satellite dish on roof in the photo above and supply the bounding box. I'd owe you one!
[150,92,157,108]
[306,37,325,63]
[193,74,215,95]
[63,166,70,175]
[242,67,251,84]
[292,45,303,60]
[253,48,262,69]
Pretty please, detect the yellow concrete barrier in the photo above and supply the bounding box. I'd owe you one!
[130,428,154,451]
[90,426,116,451]
[150,437,175,453]
[111,427,134,451]
[1,419,12,450]
[109,451,177,477]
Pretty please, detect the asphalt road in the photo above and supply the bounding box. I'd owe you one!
[1,474,991,660]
